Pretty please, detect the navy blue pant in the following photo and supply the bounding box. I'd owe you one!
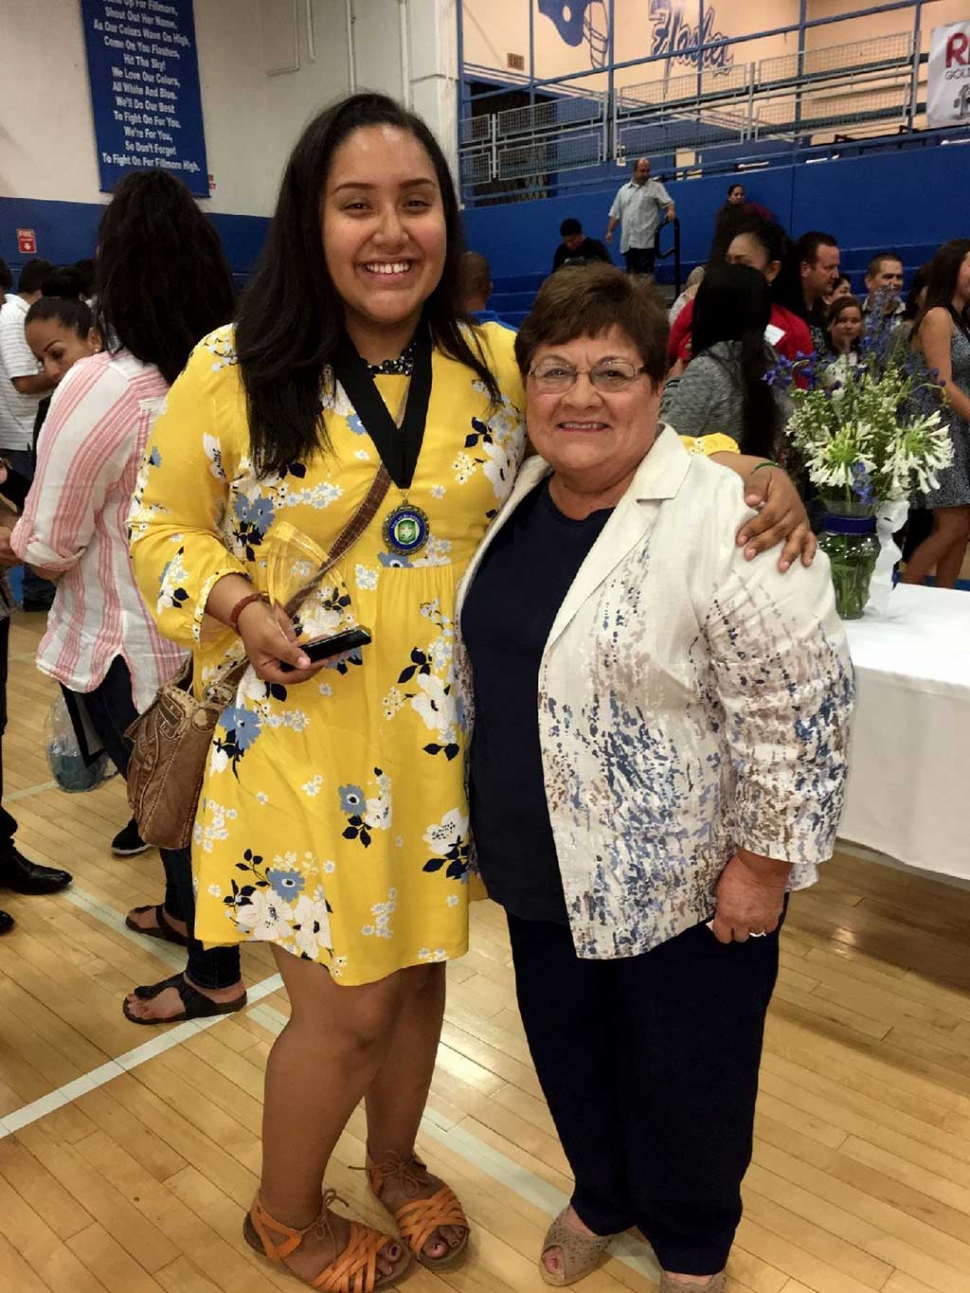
[506,909,782,1276]
[82,657,240,991]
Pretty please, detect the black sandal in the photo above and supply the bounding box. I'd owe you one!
[122,972,247,1025]
[125,903,189,947]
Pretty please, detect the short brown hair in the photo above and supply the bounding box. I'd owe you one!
[866,251,903,280]
[827,294,863,326]
[514,263,669,383]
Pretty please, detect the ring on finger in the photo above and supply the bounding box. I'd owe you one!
[749,930,767,938]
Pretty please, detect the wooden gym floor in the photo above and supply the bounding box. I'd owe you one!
[0,610,969,1293]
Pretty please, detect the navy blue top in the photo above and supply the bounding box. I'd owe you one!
[462,478,613,924]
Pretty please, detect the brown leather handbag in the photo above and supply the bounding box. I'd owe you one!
[126,467,390,849]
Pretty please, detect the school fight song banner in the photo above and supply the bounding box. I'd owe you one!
[80,0,209,197]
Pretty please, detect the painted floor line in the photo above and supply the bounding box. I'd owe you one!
[64,884,187,971]
[0,972,283,1140]
[12,885,660,1277]
[5,779,57,802]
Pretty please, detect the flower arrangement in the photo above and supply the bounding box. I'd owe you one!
[765,305,952,509]
[766,302,952,618]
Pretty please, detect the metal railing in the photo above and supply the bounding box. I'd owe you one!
[654,217,682,298]
[459,26,927,204]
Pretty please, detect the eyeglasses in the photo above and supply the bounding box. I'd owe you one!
[528,360,648,394]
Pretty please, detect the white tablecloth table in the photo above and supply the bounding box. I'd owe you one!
[840,584,970,879]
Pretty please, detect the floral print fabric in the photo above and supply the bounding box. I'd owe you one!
[129,323,525,985]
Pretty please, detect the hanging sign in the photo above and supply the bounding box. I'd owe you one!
[928,22,970,128]
[80,0,209,197]
[16,229,37,255]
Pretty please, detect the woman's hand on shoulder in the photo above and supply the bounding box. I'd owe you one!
[738,465,816,573]
[237,599,324,686]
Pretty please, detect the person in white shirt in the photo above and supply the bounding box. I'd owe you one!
[0,258,57,609]
[604,157,675,278]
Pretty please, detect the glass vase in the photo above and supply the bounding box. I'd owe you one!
[818,502,879,620]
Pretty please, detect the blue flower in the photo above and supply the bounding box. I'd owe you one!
[378,551,413,568]
[850,462,876,509]
[221,705,262,752]
[148,446,161,467]
[233,494,275,536]
[347,414,367,436]
[338,784,366,814]
[266,868,305,901]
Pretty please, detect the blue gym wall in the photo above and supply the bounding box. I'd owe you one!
[0,197,269,286]
[462,145,970,281]
[2,143,968,288]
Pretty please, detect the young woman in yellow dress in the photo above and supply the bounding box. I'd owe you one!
[129,93,815,1292]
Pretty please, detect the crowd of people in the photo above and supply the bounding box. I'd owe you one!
[0,103,965,1293]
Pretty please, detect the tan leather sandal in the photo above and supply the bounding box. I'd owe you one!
[244,1188,409,1292]
[539,1208,615,1286]
[366,1149,469,1270]
[659,1272,727,1292]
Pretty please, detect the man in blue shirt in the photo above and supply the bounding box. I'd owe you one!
[461,252,516,330]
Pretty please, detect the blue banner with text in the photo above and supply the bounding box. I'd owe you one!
[81,0,209,197]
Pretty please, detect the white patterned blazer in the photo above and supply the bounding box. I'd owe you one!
[456,426,854,960]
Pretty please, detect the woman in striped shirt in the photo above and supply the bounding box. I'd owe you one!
[9,170,244,1026]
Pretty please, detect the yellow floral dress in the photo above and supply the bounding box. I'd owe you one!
[129,323,526,986]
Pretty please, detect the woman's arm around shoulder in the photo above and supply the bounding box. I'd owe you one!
[128,328,251,650]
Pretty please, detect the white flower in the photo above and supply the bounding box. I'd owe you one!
[418,947,448,963]
[234,889,291,941]
[410,673,453,734]
[355,564,379,591]
[361,889,397,939]
[323,860,336,874]
[318,681,333,697]
[255,791,269,806]
[303,775,324,797]
[364,795,392,831]
[382,686,405,720]
[446,894,460,908]
[452,451,475,484]
[424,808,469,856]
[207,884,222,898]
[412,535,452,568]
[203,434,226,479]
[291,894,332,959]
[194,798,237,850]
[355,449,370,461]
[430,484,446,498]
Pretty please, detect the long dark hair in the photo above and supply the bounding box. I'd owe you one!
[915,239,970,339]
[690,262,780,459]
[728,214,803,318]
[95,170,236,384]
[236,92,500,476]
[25,294,95,338]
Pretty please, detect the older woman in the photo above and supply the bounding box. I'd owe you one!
[458,265,853,1291]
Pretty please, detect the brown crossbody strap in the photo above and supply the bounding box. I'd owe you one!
[211,465,391,700]
[283,465,391,618]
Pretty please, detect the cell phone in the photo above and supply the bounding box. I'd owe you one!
[279,626,372,672]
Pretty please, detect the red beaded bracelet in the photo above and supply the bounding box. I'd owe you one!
[228,591,266,631]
